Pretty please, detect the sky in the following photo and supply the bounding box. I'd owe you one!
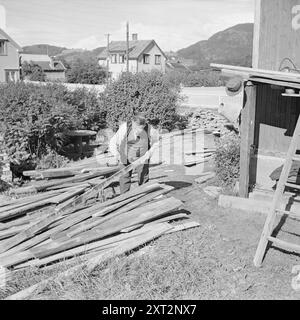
[0,0,254,51]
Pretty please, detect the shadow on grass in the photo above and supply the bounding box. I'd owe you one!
[164,181,192,190]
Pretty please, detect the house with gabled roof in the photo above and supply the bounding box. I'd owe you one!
[98,34,166,80]
[0,27,22,83]
[20,53,67,82]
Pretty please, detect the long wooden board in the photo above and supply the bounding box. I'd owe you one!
[0,183,163,256]
[4,223,172,300]
[30,197,182,259]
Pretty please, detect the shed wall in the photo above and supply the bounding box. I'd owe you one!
[251,83,300,190]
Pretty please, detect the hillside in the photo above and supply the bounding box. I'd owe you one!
[177,23,254,69]
[22,44,106,65]
[22,44,68,56]
[22,23,253,70]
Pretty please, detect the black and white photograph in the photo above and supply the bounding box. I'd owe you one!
[0,0,299,303]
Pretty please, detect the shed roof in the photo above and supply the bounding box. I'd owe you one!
[166,61,191,72]
[21,53,51,62]
[211,63,300,90]
[25,60,66,72]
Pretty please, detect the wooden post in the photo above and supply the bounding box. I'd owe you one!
[126,22,129,73]
[239,81,257,198]
[105,33,110,83]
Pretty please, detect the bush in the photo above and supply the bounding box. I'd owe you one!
[165,70,225,87]
[66,58,106,85]
[21,61,46,82]
[36,148,70,170]
[214,133,240,187]
[0,82,105,170]
[102,70,183,131]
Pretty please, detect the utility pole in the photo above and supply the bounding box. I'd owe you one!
[126,22,129,73]
[105,33,110,84]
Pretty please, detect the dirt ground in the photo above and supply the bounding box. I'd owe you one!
[12,163,297,300]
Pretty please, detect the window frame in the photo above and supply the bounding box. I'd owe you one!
[143,54,150,64]
[119,54,125,64]
[0,40,7,56]
[111,54,117,64]
[155,54,161,65]
[5,69,19,83]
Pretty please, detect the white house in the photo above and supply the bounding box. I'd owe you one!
[0,28,21,83]
[98,34,167,80]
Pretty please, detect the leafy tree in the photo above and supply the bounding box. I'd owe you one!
[66,58,106,84]
[21,61,46,82]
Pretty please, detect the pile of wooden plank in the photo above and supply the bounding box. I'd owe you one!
[0,182,195,271]
[0,148,199,274]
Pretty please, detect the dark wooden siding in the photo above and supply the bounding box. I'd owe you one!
[254,84,300,155]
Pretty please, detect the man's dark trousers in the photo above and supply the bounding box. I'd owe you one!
[119,161,149,194]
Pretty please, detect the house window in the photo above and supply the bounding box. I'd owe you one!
[111,54,117,64]
[155,55,161,65]
[5,70,18,83]
[0,41,7,55]
[119,54,125,64]
[143,54,150,64]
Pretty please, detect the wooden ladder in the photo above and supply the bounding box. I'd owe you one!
[253,112,300,267]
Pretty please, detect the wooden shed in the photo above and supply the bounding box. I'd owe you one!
[212,0,300,198]
[212,65,300,198]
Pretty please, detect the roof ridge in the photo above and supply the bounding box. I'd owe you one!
[0,27,22,51]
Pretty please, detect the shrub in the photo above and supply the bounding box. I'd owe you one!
[36,148,70,170]
[165,70,225,87]
[21,61,46,82]
[183,71,225,87]
[66,58,106,85]
[102,70,183,131]
[214,133,240,187]
[0,82,105,170]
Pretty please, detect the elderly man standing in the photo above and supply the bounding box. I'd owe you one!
[108,112,159,194]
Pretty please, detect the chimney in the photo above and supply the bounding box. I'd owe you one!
[0,5,6,30]
[132,33,138,41]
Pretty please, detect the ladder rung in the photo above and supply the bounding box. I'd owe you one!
[268,236,300,254]
[276,209,300,220]
[285,183,300,190]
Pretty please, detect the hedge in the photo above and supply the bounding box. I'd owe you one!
[0,82,105,171]
[102,70,184,131]
[214,133,240,187]
[0,72,184,173]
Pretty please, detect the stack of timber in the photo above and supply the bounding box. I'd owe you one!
[0,181,198,272]
[0,147,199,274]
